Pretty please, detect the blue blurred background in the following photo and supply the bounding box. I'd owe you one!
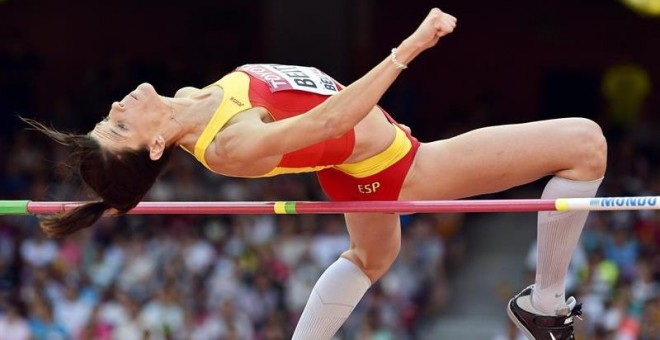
[0,0,659,339]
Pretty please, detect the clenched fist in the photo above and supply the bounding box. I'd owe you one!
[408,8,457,51]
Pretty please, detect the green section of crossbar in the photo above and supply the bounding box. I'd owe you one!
[0,200,30,215]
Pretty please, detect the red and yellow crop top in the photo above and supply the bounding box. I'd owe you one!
[181,64,414,179]
[180,64,355,177]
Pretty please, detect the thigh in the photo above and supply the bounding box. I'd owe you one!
[400,118,599,200]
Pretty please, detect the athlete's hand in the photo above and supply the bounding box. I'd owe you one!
[407,8,457,51]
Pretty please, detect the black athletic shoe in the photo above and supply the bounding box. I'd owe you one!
[507,285,583,340]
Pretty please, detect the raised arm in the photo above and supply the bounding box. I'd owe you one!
[310,7,456,136]
[221,8,456,162]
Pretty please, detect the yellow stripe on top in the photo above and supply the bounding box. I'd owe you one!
[334,124,411,178]
[259,165,332,177]
[180,72,252,170]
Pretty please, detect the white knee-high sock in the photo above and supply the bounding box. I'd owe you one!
[292,257,372,340]
[533,176,602,315]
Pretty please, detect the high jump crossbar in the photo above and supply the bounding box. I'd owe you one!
[1,197,659,215]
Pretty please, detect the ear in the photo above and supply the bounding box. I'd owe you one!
[149,135,166,160]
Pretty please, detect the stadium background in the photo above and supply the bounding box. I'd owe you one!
[0,0,659,338]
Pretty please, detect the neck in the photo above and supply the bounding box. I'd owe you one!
[156,97,191,146]
[159,88,223,148]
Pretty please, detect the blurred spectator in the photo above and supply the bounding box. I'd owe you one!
[631,260,659,303]
[113,300,145,339]
[181,228,216,276]
[28,298,68,340]
[580,247,619,299]
[97,288,131,332]
[310,216,350,268]
[217,299,255,339]
[20,231,57,268]
[638,293,660,339]
[117,236,156,300]
[85,237,125,291]
[79,305,113,340]
[53,283,94,338]
[0,300,31,340]
[604,226,640,281]
[355,308,395,340]
[284,252,319,315]
[236,272,280,329]
[139,286,185,339]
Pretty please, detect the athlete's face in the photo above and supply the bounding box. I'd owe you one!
[90,83,166,152]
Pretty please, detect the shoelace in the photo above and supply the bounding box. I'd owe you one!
[569,303,583,320]
[565,303,583,339]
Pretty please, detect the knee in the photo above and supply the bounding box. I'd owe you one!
[343,239,401,282]
[568,118,608,179]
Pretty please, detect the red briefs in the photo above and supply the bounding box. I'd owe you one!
[317,127,421,201]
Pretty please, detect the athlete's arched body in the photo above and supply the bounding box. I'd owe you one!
[28,8,604,339]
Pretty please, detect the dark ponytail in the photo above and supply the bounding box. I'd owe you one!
[22,117,174,237]
[40,201,107,238]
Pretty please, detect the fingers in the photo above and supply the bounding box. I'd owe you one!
[429,8,457,35]
[409,7,457,50]
[443,14,457,28]
[430,7,457,22]
[438,17,456,34]
[444,13,458,24]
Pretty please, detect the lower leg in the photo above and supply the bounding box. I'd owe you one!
[292,213,400,339]
[532,176,603,314]
[532,121,607,314]
[291,257,372,340]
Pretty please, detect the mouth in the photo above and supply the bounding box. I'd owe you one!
[129,93,138,100]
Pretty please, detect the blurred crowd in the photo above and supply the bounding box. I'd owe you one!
[1,23,659,340]
[0,158,463,340]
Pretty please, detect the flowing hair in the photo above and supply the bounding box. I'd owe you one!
[22,117,174,237]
